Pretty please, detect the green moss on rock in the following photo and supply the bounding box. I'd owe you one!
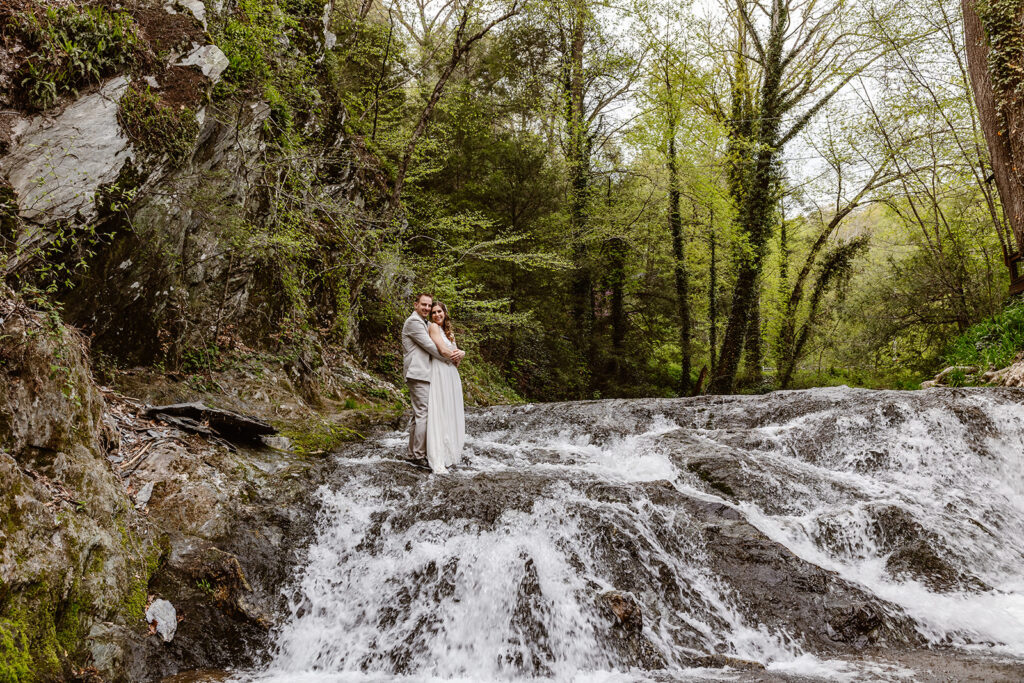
[117,84,199,165]
[279,418,363,455]
[1,583,61,680]
[0,295,163,678]
[118,524,166,622]
[0,621,32,683]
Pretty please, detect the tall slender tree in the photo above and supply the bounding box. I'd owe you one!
[542,0,644,385]
[703,0,893,392]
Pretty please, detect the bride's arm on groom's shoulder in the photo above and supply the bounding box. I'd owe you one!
[427,322,457,361]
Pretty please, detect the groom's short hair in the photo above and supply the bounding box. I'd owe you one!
[416,292,433,303]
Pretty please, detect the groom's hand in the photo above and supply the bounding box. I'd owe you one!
[453,350,466,365]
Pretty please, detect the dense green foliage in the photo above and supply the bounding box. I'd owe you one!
[117,85,199,164]
[16,4,137,109]
[945,297,1024,370]
[193,0,1018,397]
[4,0,1020,398]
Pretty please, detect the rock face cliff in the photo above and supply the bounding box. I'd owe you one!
[0,3,420,677]
[1,0,393,371]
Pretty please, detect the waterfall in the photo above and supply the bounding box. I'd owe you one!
[236,387,1024,681]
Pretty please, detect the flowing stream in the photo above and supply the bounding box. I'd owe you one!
[234,387,1024,681]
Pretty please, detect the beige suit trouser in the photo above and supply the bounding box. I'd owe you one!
[407,378,430,459]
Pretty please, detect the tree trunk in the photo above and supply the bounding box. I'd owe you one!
[709,0,787,394]
[708,214,718,377]
[778,237,868,387]
[667,134,692,395]
[564,0,594,377]
[775,207,790,380]
[606,236,627,386]
[710,132,782,394]
[962,0,1024,273]
[744,284,762,386]
[711,260,755,392]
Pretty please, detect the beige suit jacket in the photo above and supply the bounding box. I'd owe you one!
[402,311,448,381]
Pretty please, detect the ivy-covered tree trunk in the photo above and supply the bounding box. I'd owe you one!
[777,237,869,387]
[709,0,792,394]
[708,215,718,377]
[962,0,1024,283]
[775,205,790,374]
[710,130,784,392]
[563,0,594,376]
[606,236,627,385]
[744,286,763,386]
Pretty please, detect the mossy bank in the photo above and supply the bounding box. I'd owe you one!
[0,293,162,681]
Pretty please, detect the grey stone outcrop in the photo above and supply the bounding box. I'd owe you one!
[1,76,132,223]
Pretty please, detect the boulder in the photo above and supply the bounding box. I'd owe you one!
[996,354,1024,387]
[146,599,178,642]
[596,591,644,632]
[170,0,207,27]
[0,77,133,224]
[0,292,162,681]
[176,45,230,84]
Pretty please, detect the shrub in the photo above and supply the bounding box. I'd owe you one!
[944,297,1024,370]
[210,0,320,132]
[117,85,199,165]
[18,4,138,109]
[212,0,285,91]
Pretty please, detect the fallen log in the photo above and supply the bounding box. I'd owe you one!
[141,402,276,442]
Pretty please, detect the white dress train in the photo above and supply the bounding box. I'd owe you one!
[426,329,465,474]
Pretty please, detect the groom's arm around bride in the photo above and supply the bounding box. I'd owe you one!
[401,293,462,463]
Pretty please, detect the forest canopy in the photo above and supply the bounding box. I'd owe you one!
[332,0,1011,398]
[0,0,1014,400]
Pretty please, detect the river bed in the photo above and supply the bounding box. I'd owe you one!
[163,388,1024,682]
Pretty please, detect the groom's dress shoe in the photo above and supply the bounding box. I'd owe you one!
[406,457,431,470]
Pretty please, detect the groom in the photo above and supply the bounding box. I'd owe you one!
[403,293,465,465]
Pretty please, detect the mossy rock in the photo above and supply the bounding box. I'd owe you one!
[0,620,33,683]
[117,84,199,165]
[0,294,162,680]
[279,418,363,454]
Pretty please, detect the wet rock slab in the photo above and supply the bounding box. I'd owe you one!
[149,387,1024,680]
[275,387,1024,678]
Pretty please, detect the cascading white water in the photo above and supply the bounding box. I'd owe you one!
[237,387,1024,682]
[733,391,1024,652]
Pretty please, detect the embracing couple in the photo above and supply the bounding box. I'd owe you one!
[402,293,466,474]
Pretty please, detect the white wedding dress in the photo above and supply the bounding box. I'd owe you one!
[426,327,465,473]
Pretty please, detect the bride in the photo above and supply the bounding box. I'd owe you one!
[426,300,466,473]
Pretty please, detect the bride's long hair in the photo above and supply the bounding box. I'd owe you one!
[431,300,455,342]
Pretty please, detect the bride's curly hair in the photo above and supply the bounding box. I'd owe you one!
[430,300,455,342]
